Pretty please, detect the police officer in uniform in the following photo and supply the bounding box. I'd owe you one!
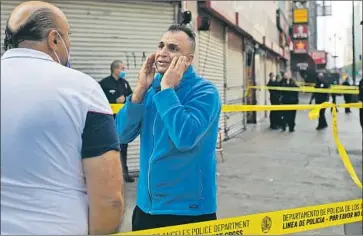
[330,78,338,113]
[342,77,352,113]
[309,72,329,130]
[100,60,135,183]
[267,72,281,129]
[280,73,299,132]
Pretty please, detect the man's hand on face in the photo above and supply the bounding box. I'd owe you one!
[161,56,188,90]
[137,53,156,90]
[131,54,156,104]
[116,95,125,104]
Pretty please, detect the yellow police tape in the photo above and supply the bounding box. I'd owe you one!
[116,199,363,235]
[331,85,359,90]
[294,82,357,90]
[111,102,362,190]
[248,86,359,94]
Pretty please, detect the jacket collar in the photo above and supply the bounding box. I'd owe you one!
[1,48,55,62]
[152,65,197,92]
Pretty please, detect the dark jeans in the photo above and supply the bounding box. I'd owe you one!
[132,206,217,231]
[120,143,129,177]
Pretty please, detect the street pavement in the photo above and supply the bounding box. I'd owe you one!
[118,95,362,235]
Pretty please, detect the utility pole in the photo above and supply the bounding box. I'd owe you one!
[352,0,356,85]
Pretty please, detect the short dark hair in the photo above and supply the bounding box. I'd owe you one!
[110,60,123,73]
[4,8,58,51]
[167,24,196,52]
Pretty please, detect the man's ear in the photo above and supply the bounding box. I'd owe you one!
[186,54,194,67]
[47,30,58,50]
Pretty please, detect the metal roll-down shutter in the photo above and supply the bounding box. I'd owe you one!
[225,30,245,139]
[198,13,226,140]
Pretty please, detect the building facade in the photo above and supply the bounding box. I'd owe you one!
[307,0,318,51]
[343,1,362,68]
[353,1,362,64]
[1,0,293,173]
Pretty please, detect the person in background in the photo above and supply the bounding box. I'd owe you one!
[280,73,299,132]
[309,72,329,130]
[342,77,352,114]
[100,60,135,183]
[278,72,288,130]
[330,78,338,113]
[116,24,221,231]
[275,74,283,128]
[267,72,281,130]
[1,1,124,234]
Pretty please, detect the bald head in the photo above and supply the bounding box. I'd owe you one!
[4,1,69,50]
[8,1,66,31]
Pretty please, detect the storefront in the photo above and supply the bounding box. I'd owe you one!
[0,0,177,173]
[225,29,245,139]
[198,13,226,140]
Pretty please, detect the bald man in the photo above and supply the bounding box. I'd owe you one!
[1,1,124,234]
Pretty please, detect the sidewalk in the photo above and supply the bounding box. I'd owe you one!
[119,97,362,235]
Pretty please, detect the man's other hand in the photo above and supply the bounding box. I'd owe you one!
[132,54,156,103]
[137,53,156,90]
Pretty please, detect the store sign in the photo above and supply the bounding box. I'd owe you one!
[276,9,289,35]
[293,8,308,23]
[293,40,308,53]
[292,24,308,39]
[309,51,327,65]
[297,62,308,70]
[293,1,307,9]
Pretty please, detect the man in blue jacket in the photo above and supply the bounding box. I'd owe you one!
[116,24,221,231]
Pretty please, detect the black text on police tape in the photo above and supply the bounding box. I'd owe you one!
[282,203,362,229]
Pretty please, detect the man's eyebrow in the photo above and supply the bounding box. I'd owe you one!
[158,41,179,47]
[168,43,179,47]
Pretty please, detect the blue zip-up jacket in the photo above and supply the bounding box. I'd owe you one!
[116,66,221,215]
